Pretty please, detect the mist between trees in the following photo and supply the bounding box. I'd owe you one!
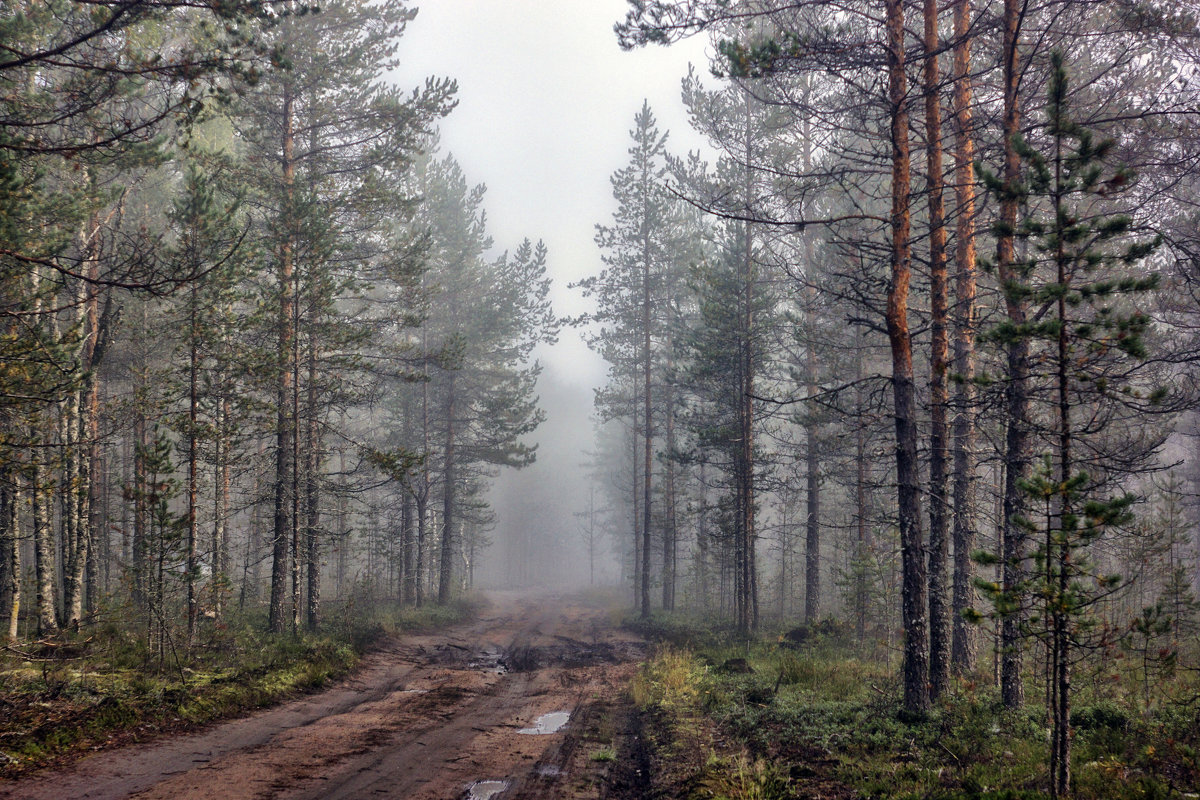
[2,2,1200,794]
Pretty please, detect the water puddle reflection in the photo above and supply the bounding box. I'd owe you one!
[466,779,508,800]
[517,711,570,735]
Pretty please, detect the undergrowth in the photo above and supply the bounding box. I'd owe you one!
[0,597,478,774]
[628,613,1200,800]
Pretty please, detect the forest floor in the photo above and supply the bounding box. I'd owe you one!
[0,590,661,800]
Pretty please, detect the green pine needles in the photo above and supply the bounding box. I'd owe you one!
[973,50,1165,798]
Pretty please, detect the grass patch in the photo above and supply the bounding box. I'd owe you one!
[630,610,1200,799]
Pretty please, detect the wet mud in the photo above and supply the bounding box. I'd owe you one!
[0,591,646,800]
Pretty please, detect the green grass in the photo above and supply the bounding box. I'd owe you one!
[628,611,1200,800]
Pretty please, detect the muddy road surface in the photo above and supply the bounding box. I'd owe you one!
[0,592,647,800]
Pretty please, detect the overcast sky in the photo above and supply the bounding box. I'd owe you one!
[390,0,713,387]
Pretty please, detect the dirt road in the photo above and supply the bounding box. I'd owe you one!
[0,592,647,800]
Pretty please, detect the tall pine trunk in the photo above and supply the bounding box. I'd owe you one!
[438,373,457,604]
[268,86,296,635]
[642,226,653,619]
[998,0,1030,709]
[305,338,321,630]
[738,89,758,634]
[923,0,951,700]
[802,110,821,625]
[32,450,56,635]
[950,0,979,675]
[212,395,231,620]
[186,284,200,648]
[885,0,930,715]
[662,371,677,611]
[5,480,20,642]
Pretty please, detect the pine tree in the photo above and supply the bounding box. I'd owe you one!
[233,0,454,633]
[578,101,676,618]
[975,51,1163,797]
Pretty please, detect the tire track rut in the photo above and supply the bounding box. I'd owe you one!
[0,591,645,800]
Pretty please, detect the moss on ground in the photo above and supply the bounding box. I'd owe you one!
[627,613,1200,800]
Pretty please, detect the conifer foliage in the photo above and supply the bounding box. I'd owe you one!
[0,1,555,654]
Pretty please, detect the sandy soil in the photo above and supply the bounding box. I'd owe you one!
[0,591,647,800]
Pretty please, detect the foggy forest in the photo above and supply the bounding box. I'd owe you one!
[1,1,1200,798]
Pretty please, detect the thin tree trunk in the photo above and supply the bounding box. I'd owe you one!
[950,0,979,676]
[697,463,709,611]
[923,0,951,700]
[401,487,414,604]
[438,374,456,604]
[631,401,641,608]
[415,490,427,607]
[6,480,20,642]
[61,389,80,629]
[132,400,147,613]
[739,90,758,634]
[213,396,231,620]
[802,109,821,626]
[662,372,677,611]
[32,453,56,635]
[642,225,653,620]
[885,0,930,715]
[417,340,430,607]
[0,467,8,630]
[269,86,296,635]
[998,0,1029,709]
[855,346,869,644]
[290,268,302,633]
[1050,120,1071,799]
[186,285,200,648]
[336,451,348,602]
[305,340,321,630]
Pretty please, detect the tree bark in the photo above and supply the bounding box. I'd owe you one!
[213,395,231,620]
[998,0,1030,709]
[132,395,148,613]
[401,483,415,605]
[885,0,930,715]
[268,86,296,635]
[923,0,951,700]
[854,333,870,644]
[802,109,821,626]
[32,453,56,635]
[950,0,979,675]
[662,370,677,611]
[642,223,653,620]
[186,284,200,648]
[5,480,20,642]
[438,373,456,604]
[1050,117,1071,799]
[739,89,758,634]
[305,338,321,630]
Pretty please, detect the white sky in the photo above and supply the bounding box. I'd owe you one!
[388,2,717,576]
[390,0,714,388]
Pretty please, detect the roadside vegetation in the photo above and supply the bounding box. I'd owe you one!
[0,596,478,775]
[627,613,1200,800]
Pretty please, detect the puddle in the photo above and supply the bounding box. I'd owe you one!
[518,711,570,735]
[465,780,508,800]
